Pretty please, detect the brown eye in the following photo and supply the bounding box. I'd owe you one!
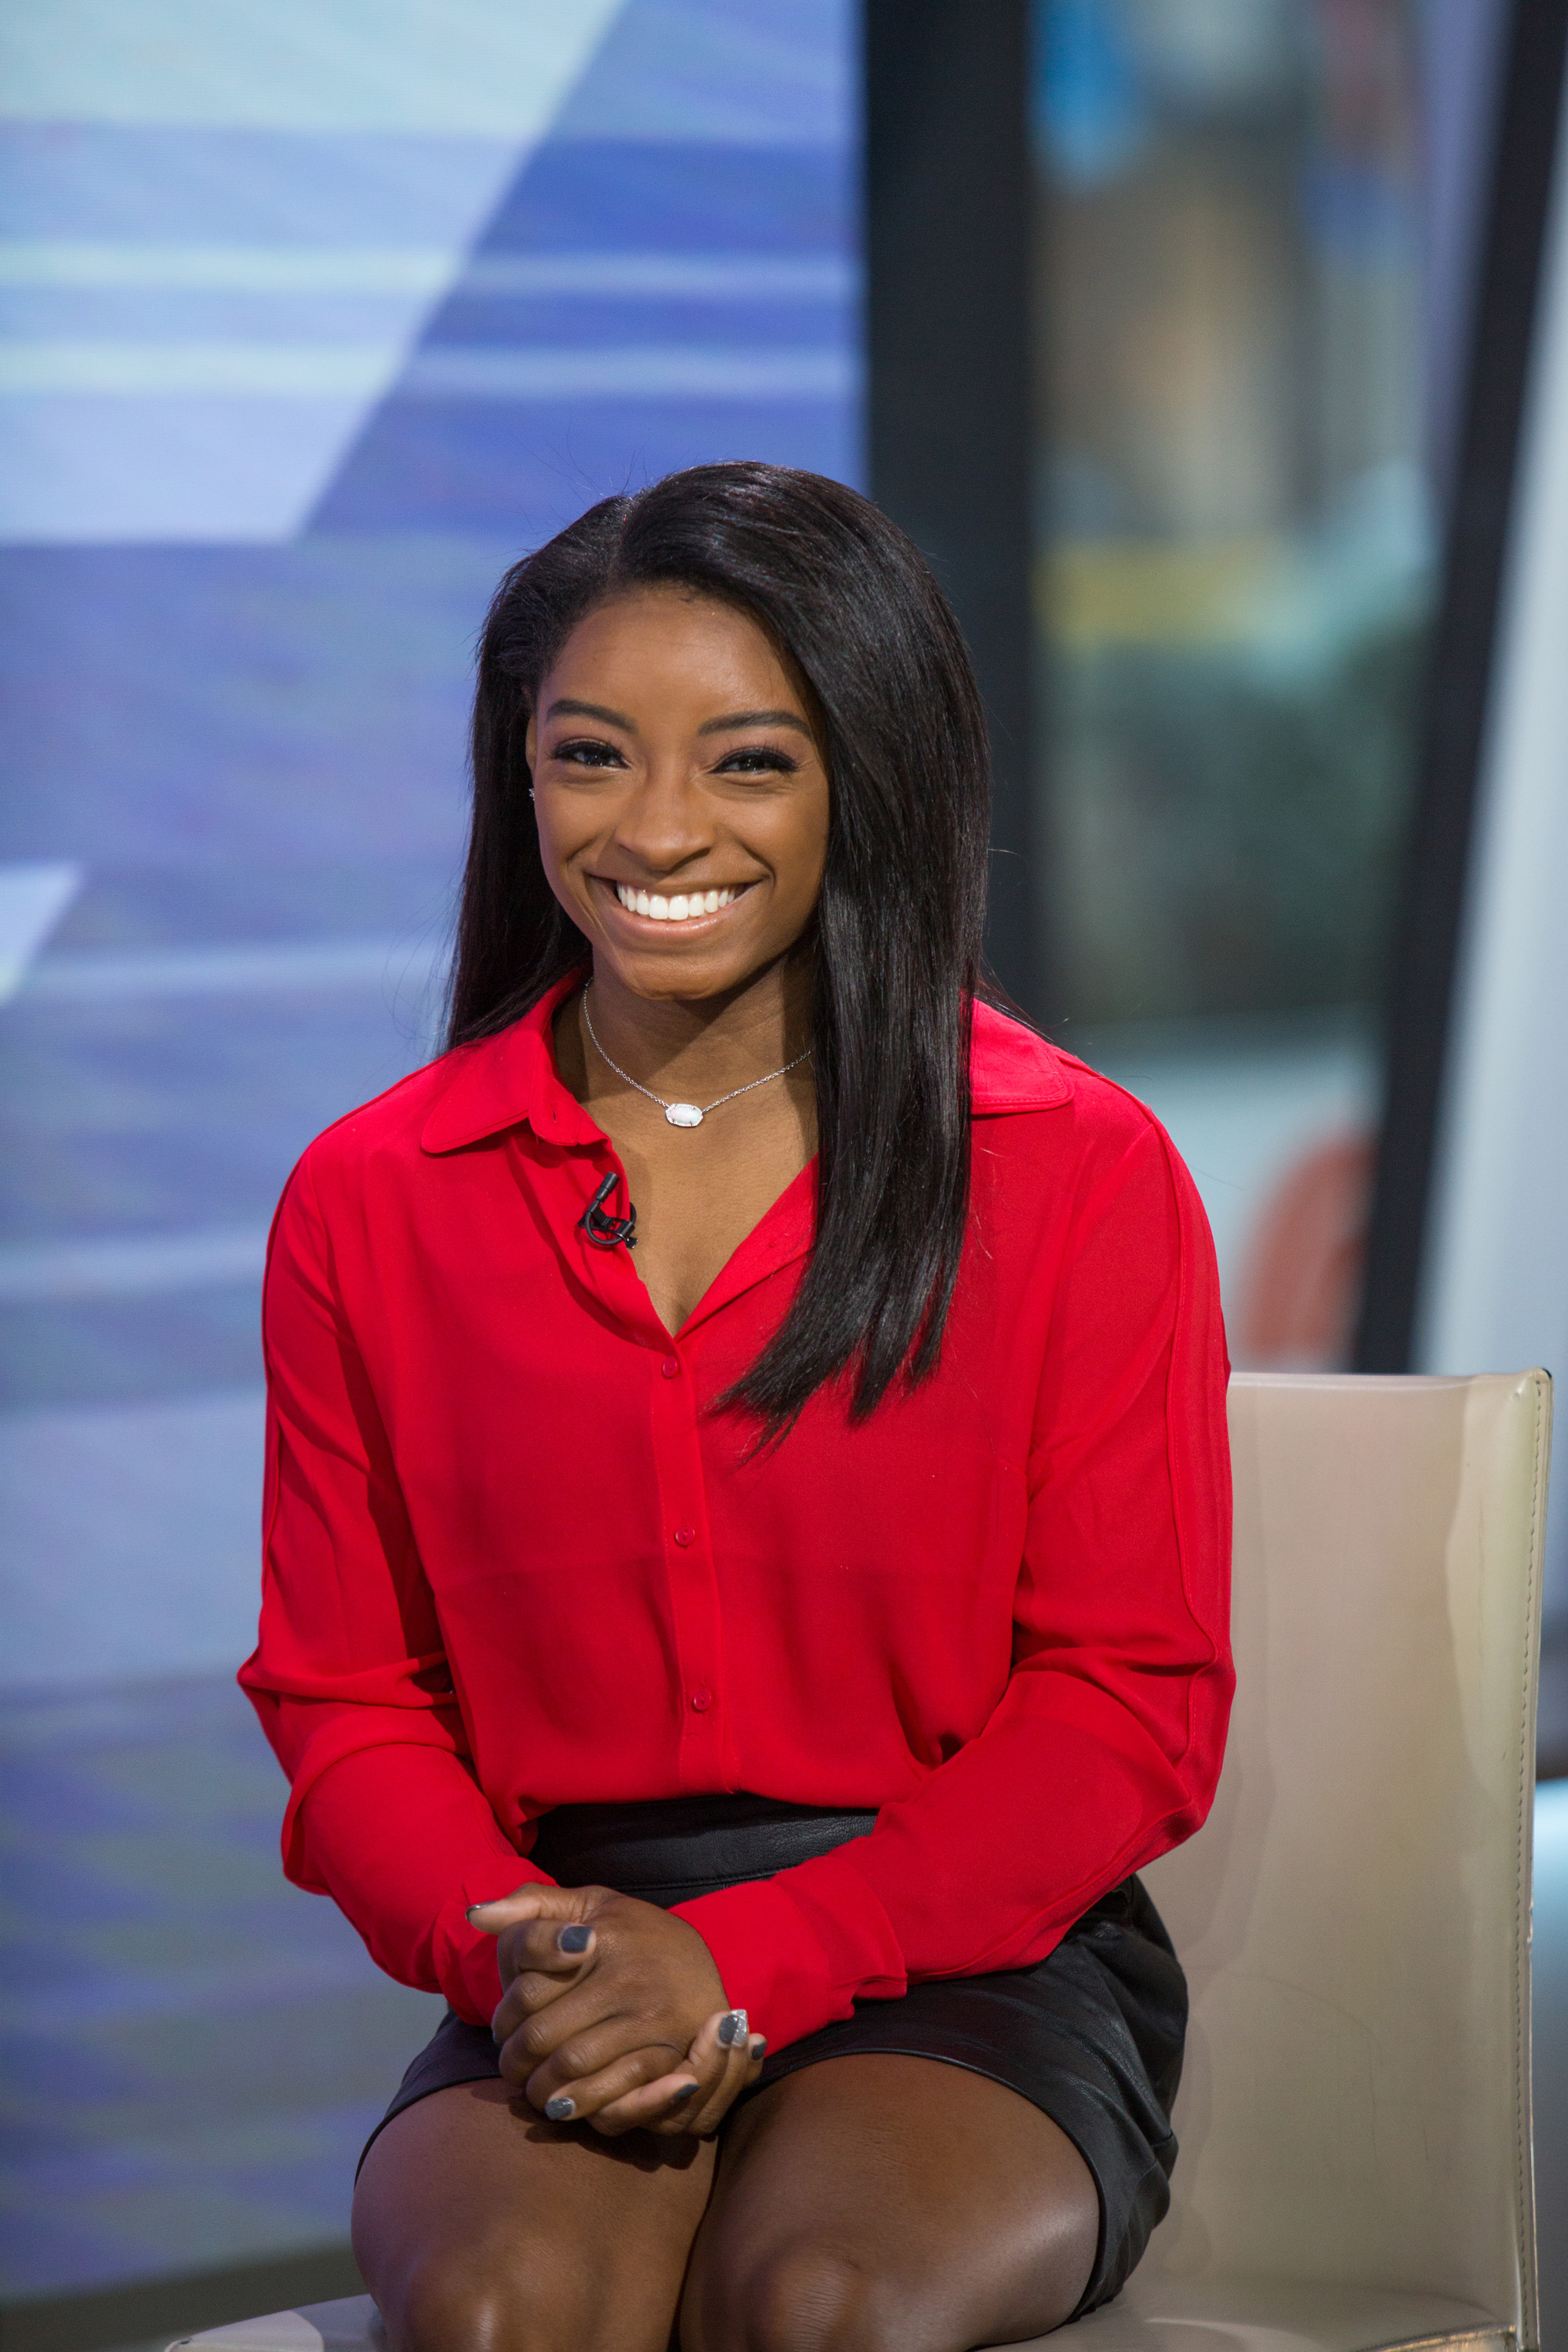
[715,747,797,775]
[553,738,625,768]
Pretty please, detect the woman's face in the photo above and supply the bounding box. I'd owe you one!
[526,587,830,1004]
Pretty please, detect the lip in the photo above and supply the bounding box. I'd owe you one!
[589,875,759,936]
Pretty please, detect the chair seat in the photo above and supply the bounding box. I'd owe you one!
[169,2274,1508,2352]
[1062,2272,1508,2352]
[169,2300,381,2350]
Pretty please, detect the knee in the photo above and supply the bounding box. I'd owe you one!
[393,2251,539,2352]
[693,2238,898,2352]
[394,2257,514,2352]
[388,2245,603,2352]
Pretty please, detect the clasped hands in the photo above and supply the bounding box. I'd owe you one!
[467,1884,767,2137]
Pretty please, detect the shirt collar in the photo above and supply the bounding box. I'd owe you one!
[421,969,598,1154]
[421,975,1070,1155]
[967,998,1073,1113]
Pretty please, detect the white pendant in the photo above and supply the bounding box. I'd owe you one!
[665,1102,704,1128]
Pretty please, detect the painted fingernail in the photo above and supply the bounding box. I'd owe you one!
[671,2081,699,2103]
[557,1924,592,1954]
[544,2094,575,2121]
[717,2009,750,2049]
[748,2034,768,2060]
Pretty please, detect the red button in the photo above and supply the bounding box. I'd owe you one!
[690,1689,712,1712]
[673,1524,695,1547]
[661,1357,679,1378]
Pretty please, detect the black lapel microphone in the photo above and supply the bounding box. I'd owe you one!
[579,1171,637,1250]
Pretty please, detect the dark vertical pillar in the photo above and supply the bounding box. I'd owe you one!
[1355,0,1568,1372]
[864,0,1038,1012]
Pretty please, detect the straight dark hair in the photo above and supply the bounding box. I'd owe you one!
[448,462,994,1427]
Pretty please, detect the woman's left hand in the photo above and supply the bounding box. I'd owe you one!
[583,1999,768,2137]
[467,1882,766,2134]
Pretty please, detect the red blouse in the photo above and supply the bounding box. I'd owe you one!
[241,978,1232,2053]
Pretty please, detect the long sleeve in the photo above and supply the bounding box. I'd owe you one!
[671,1120,1233,2047]
[239,1155,541,2025]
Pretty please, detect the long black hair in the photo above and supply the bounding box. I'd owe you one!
[448,462,994,1427]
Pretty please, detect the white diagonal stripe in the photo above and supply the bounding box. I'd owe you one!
[0,863,83,1003]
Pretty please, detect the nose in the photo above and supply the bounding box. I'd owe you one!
[608,764,717,880]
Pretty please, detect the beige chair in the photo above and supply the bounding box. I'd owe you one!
[173,1370,1550,2352]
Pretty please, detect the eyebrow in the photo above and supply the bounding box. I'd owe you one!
[544,699,637,730]
[696,708,812,737]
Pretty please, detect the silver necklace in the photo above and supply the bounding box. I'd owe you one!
[581,985,811,1129]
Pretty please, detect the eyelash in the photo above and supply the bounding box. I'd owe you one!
[715,747,797,775]
[547,739,799,776]
[553,739,625,768]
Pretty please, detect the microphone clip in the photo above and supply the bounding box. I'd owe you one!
[579,1171,637,1251]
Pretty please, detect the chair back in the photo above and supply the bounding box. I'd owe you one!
[1141,1371,1548,2343]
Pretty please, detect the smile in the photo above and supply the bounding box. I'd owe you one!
[611,882,746,923]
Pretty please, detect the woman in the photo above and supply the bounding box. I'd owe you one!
[241,462,1232,2352]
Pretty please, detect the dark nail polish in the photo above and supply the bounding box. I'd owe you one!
[717,2009,749,2049]
[545,2094,575,2121]
[748,2035,768,2061]
[672,2081,699,2103]
[557,1923,592,1955]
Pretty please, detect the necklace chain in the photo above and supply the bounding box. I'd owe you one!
[581,985,811,1127]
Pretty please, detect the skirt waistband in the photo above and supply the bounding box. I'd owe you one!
[526,1793,877,1907]
[524,1795,1155,1951]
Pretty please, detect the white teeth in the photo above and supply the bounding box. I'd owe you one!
[613,883,740,921]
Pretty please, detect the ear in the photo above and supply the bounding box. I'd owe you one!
[524,710,538,773]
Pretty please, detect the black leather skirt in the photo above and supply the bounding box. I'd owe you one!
[365,1795,1186,2316]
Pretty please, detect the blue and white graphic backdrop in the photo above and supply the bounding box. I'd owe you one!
[0,1,857,2299]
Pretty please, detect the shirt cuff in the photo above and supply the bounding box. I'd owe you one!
[672,1849,907,2050]
[434,1860,554,2027]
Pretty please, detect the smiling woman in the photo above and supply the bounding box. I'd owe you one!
[523,585,828,1334]
[240,462,1234,2352]
[451,464,994,1426]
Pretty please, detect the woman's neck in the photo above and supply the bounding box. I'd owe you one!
[576,955,813,1103]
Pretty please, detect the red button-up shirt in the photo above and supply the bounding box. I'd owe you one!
[241,980,1232,2053]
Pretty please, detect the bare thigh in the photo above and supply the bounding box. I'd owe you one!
[680,2055,1100,2352]
[353,2078,716,2352]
